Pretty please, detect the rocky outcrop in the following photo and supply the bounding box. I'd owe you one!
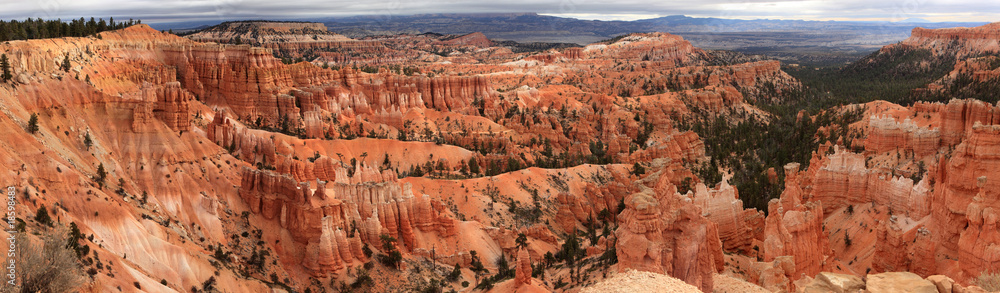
[616,172,724,292]
[153,82,193,132]
[864,116,940,157]
[131,102,154,132]
[797,272,865,293]
[762,163,830,283]
[516,247,532,286]
[926,275,991,293]
[162,43,296,125]
[930,123,1000,281]
[799,271,989,293]
[690,181,763,254]
[238,163,459,275]
[205,111,278,166]
[944,124,1000,276]
[903,23,1000,57]
[872,219,936,276]
[904,99,1000,147]
[866,272,938,293]
[809,148,931,217]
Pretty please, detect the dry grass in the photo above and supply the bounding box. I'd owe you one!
[2,228,84,293]
[976,271,1000,292]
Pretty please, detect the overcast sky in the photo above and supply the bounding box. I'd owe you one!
[0,0,996,24]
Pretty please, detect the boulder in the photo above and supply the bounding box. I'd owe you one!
[866,272,937,293]
[799,272,864,293]
[927,275,956,293]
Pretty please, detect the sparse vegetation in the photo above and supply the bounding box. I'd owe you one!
[14,227,85,292]
[378,234,402,269]
[976,271,1000,292]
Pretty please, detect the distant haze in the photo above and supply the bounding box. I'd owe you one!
[0,0,996,24]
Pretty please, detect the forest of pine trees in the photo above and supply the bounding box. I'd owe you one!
[0,17,140,42]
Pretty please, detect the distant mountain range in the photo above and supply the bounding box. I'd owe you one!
[317,13,986,45]
[154,13,986,44]
[152,13,989,65]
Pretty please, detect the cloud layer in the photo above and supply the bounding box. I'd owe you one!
[1,0,996,23]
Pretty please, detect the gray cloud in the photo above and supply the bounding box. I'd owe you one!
[0,0,996,24]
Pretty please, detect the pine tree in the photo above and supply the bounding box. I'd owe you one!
[631,162,645,176]
[448,263,462,281]
[35,205,52,226]
[0,53,11,82]
[95,163,107,185]
[468,157,480,175]
[61,53,70,72]
[83,132,92,150]
[27,113,39,134]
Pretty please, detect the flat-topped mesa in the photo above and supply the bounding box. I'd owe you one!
[441,32,493,47]
[908,23,1000,41]
[185,21,411,60]
[901,23,1000,56]
[584,32,708,66]
[186,21,352,44]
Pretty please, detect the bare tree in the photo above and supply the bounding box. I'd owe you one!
[4,227,84,293]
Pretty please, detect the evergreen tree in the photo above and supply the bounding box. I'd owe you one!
[61,53,71,72]
[27,113,39,134]
[515,233,528,249]
[447,263,462,282]
[0,17,137,42]
[468,157,480,175]
[378,234,402,269]
[35,205,52,226]
[0,54,12,82]
[95,163,107,185]
[83,132,92,150]
[631,162,645,176]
